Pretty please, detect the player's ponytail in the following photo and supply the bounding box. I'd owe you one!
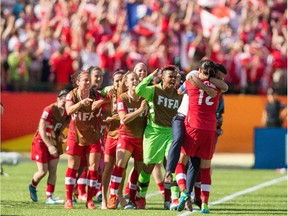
[117,70,131,96]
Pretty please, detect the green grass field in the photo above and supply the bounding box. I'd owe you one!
[0,160,287,216]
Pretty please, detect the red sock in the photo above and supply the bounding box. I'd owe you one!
[164,183,171,202]
[87,170,98,202]
[175,163,186,192]
[77,168,88,196]
[157,182,165,198]
[194,175,201,201]
[65,168,77,201]
[129,169,139,202]
[46,183,55,199]
[200,168,211,204]
[110,166,124,198]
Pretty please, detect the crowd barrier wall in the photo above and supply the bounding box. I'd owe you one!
[1,93,287,153]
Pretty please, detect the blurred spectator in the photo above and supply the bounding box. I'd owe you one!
[7,42,31,91]
[0,0,286,95]
[262,88,287,128]
[49,45,74,91]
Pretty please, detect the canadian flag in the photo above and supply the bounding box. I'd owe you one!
[200,8,230,38]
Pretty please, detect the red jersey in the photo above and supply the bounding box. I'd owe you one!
[33,103,70,154]
[184,80,221,131]
[117,92,147,138]
[33,105,54,141]
[66,88,102,146]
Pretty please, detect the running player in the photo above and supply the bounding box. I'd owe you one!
[135,65,183,209]
[101,69,125,209]
[107,71,148,209]
[29,89,70,204]
[64,69,104,209]
[177,61,228,213]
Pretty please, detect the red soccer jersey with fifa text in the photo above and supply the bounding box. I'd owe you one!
[184,80,221,131]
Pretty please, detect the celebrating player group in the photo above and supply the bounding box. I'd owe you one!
[28,59,228,214]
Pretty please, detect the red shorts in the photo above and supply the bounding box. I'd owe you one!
[66,140,101,157]
[104,136,118,157]
[181,126,216,160]
[31,137,59,163]
[117,134,143,161]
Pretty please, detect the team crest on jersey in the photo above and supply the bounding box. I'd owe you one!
[66,94,72,100]
[41,111,49,119]
[117,102,124,110]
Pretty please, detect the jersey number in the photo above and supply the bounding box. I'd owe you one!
[198,90,214,106]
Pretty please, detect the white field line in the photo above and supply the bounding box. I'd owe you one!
[177,175,287,216]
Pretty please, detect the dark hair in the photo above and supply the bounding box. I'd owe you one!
[70,69,88,87]
[113,68,126,77]
[58,89,70,97]
[87,66,103,75]
[179,71,186,85]
[215,63,227,75]
[199,59,215,77]
[161,65,180,74]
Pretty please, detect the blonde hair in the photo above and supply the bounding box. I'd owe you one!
[133,62,147,73]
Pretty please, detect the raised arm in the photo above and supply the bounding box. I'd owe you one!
[135,69,158,101]
[187,74,217,98]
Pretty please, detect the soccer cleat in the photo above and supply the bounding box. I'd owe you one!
[201,203,210,214]
[164,200,171,210]
[124,201,136,209]
[135,197,146,209]
[86,200,96,209]
[72,195,77,204]
[28,184,38,202]
[64,199,73,209]
[185,197,193,211]
[107,196,117,209]
[169,199,179,211]
[194,199,202,209]
[177,193,189,211]
[95,191,102,203]
[46,197,64,204]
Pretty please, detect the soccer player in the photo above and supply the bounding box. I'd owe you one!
[29,89,70,204]
[135,65,183,209]
[178,61,228,213]
[184,63,228,211]
[107,71,148,209]
[72,66,105,202]
[133,62,148,81]
[101,69,125,209]
[64,70,105,209]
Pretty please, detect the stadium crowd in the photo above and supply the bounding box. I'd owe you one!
[1,0,287,94]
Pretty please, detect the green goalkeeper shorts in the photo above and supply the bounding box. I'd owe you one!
[142,124,173,164]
